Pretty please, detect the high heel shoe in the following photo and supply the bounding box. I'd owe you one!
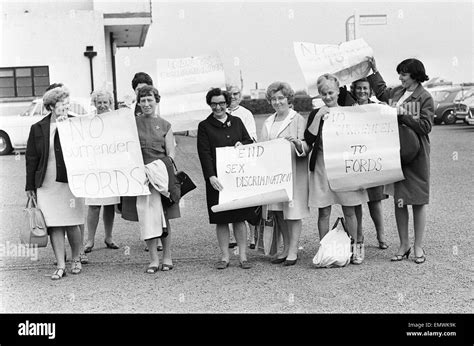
[414,248,426,264]
[70,259,82,274]
[271,256,287,264]
[51,268,66,280]
[391,247,411,261]
[283,258,297,266]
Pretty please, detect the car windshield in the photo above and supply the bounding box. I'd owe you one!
[432,91,451,102]
[20,103,37,116]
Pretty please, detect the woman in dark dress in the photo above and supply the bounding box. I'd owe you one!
[197,88,255,270]
[366,57,434,264]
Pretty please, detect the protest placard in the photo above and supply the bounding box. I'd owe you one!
[294,38,373,96]
[211,138,293,213]
[156,54,226,132]
[322,104,405,191]
[57,108,150,198]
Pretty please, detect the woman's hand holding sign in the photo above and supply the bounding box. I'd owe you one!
[209,176,223,191]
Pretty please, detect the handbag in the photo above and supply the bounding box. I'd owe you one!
[170,158,196,198]
[256,212,279,256]
[312,217,351,268]
[21,196,48,248]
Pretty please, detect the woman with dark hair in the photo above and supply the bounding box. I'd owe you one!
[261,81,309,266]
[123,85,180,273]
[25,86,85,279]
[366,57,433,264]
[197,88,254,269]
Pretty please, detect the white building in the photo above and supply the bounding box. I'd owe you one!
[0,0,152,107]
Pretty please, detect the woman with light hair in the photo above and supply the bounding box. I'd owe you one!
[83,89,120,254]
[260,81,310,266]
[304,74,368,265]
[25,86,85,279]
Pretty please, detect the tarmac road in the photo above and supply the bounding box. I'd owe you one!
[0,117,472,313]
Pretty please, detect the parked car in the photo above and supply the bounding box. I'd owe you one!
[0,98,94,155]
[429,87,474,125]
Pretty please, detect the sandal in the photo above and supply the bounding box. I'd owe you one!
[79,252,88,264]
[215,260,229,270]
[378,242,389,250]
[71,259,82,274]
[83,244,94,253]
[104,240,119,249]
[414,248,426,264]
[239,260,252,269]
[160,264,174,271]
[391,247,411,261]
[51,268,66,280]
[145,266,159,274]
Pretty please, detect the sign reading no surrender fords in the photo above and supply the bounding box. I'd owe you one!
[57,108,150,198]
[212,139,293,213]
[323,104,405,191]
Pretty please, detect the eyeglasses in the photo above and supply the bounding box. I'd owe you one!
[210,102,227,108]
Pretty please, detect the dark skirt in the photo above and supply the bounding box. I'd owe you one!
[205,182,255,224]
[367,186,388,202]
[121,194,180,222]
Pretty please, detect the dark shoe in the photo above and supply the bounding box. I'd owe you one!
[104,240,119,249]
[228,242,237,249]
[144,246,149,252]
[283,258,297,266]
[157,245,163,251]
[145,266,159,274]
[378,242,389,250]
[391,247,411,261]
[51,268,66,280]
[239,260,251,269]
[160,263,174,271]
[84,244,94,253]
[414,248,426,264]
[70,259,82,275]
[249,243,256,250]
[271,256,287,264]
[215,260,229,270]
[79,252,88,264]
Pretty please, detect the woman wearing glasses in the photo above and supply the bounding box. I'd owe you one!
[197,88,255,270]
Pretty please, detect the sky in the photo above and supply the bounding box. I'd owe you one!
[115,0,473,100]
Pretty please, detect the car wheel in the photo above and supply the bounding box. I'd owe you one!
[0,131,13,155]
[442,110,457,125]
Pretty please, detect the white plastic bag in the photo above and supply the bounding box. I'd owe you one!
[313,217,352,268]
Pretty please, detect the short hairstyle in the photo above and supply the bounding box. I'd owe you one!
[131,72,153,90]
[350,78,372,97]
[43,86,70,112]
[226,84,241,92]
[206,88,230,106]
[45,83,64,92]
[136,85,161,103]
[265,81,295,104]
[316,74,340,93]
[396,58,429,83]
[91,89,114,108]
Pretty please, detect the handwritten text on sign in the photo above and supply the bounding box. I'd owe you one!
[57,108,150,198]
[156,54,226,132]
[322,104,404,191]
[294,39,373,97]
[216,138,293,205]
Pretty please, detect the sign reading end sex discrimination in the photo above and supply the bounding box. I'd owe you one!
[57,108,150,198]
[212,139,293,213]
[323,104,405,191]
[294,38,373,97]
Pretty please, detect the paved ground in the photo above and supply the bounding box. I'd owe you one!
[0,116,472,313]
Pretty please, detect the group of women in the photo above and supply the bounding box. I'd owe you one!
[25,56,433,279]
[197,57,433,269]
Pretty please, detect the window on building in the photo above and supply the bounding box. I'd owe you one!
[0,66,50,98]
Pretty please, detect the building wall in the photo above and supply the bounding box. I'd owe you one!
[1,5,110,100]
